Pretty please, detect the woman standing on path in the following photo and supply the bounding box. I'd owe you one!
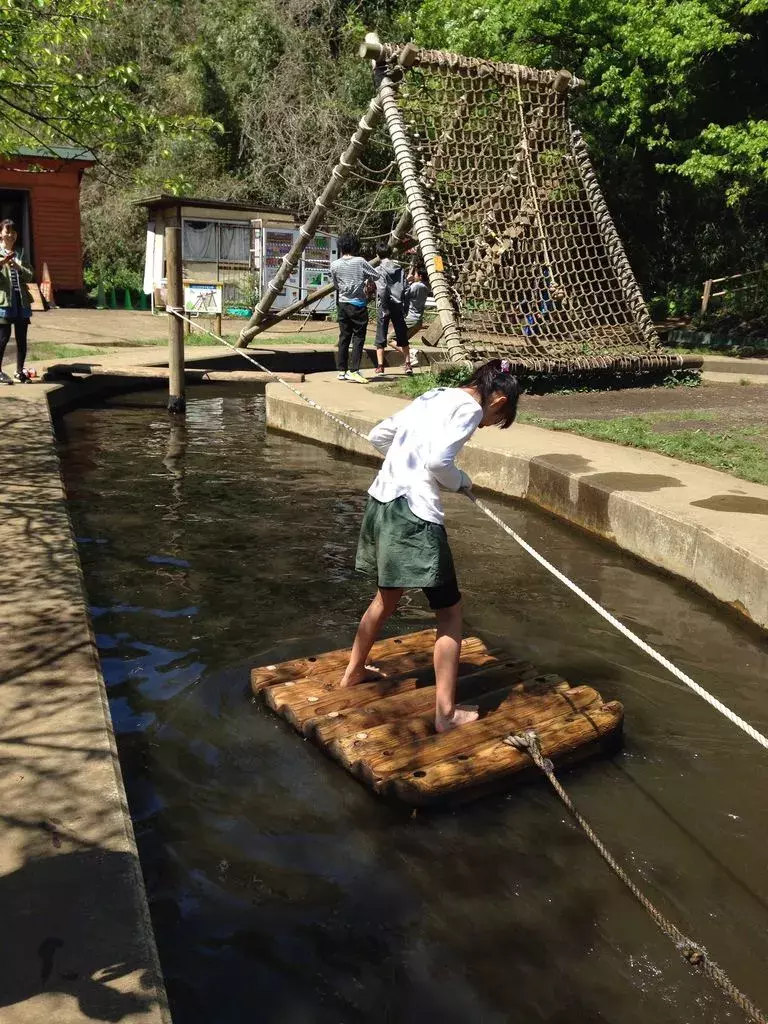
[0,219,34,385]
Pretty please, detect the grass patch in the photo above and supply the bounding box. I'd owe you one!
[385,365,701,400]
[28,342,110,359]
[517,412,768,485]
[118,331,339,348]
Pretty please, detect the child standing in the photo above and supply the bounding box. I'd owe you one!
[341,359,520,732]
[374,243,410,377]
[404,266,429,339]
[0,219,34,385]
[330,231,380,384]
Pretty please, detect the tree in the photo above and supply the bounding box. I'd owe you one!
[401,0,768,293]
[0,0,216,158]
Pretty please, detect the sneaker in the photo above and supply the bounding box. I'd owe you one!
[404,362,414,376]
[374,366,385,376]
[0,371,13,385]
[337,371,348,380]
[13,371,29,384]
[347,370,368,384]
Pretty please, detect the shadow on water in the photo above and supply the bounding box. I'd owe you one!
[57,387,768,1024]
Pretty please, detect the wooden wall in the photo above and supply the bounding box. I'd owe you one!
[0,155,93,292]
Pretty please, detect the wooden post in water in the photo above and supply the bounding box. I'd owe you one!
[165,225,186,415]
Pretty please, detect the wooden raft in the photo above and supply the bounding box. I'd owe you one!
[251,629,623,806]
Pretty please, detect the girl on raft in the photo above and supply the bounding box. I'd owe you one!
[341,358,520,732]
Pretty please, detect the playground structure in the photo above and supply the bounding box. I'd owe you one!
[237,36,700,374]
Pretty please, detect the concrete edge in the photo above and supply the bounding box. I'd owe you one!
[264,388,768,631]
[42,392,172,1021]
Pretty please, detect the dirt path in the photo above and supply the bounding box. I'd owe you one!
[522,381,764,430]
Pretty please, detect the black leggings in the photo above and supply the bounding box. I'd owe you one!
[0,318,28,373]
[337,302,368,372]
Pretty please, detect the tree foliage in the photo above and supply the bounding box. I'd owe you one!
[0,0,216,158]
[4,0,767,308]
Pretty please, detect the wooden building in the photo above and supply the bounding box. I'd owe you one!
[0,147,96,299]
[137,194,339,315]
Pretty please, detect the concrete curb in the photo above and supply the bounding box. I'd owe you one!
[0,395,171,1024]
[265,381,768,631]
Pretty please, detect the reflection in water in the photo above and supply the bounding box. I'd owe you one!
[59,388,768,1024]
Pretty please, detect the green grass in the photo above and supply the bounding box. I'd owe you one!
[117,331,339,348]
[383,365,701,400]
[667,345,768,358]
[28,342,110,358]
[517,412,768,485]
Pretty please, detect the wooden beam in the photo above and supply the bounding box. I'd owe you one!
[165,225,185,415]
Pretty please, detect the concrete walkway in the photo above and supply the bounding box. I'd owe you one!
[0,396,169,1023]
[266,374,768,630]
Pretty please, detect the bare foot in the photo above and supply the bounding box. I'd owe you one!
[435,705,479,733]
[340,664,387,688]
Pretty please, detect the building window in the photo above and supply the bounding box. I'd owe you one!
[182,219,251,265]
[219,222,250,263]
[183,220,217,262]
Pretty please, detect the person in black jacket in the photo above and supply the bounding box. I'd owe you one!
[0,219,34,385]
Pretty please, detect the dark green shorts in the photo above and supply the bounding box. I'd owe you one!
[355,495,459,603]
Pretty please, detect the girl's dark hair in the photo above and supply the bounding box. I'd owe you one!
[376,242,391,260]
[338,231,361,256]
[0,219,17,231]
[464,359,520,428]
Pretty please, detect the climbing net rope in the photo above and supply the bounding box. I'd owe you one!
[378,48,666,370]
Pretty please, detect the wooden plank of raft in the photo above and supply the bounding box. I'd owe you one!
[251,629,441,692]
[311,660,544,744]
[266,637,500,733]
[377,701,624,805]
[333,682,597,777]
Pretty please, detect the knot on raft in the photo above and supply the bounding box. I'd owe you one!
[504,729,554,773]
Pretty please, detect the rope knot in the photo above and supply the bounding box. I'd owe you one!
[503,730,553,773]
[681,945,707,967]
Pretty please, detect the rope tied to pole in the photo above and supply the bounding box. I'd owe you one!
[504,730,767,1024]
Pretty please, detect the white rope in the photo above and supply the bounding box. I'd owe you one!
[167,309,768,754]
[468,493,768,752]
[166,310,371,443]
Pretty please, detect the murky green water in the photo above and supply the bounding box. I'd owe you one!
[58,388,768,1024]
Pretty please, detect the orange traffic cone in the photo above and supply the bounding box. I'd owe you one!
[40,262,57,308]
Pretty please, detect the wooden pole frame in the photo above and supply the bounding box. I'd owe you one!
[376,70,466,364]
[570,125,660,349]
[238,94,388,347]
[165,224,186,414]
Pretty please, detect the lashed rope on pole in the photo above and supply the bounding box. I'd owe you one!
[506,730,768,1024]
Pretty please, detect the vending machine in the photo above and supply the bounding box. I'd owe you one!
[301,233,338,315]
[262,227,302,309]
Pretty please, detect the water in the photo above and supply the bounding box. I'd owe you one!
[57,388,768,1024]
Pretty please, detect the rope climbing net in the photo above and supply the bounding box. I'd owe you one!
[375,45,670,371]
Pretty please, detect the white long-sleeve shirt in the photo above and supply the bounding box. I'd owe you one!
[367,387,482,524]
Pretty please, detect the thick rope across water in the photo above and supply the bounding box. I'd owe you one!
[506,731,767,1024]
[167,309,768,754]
